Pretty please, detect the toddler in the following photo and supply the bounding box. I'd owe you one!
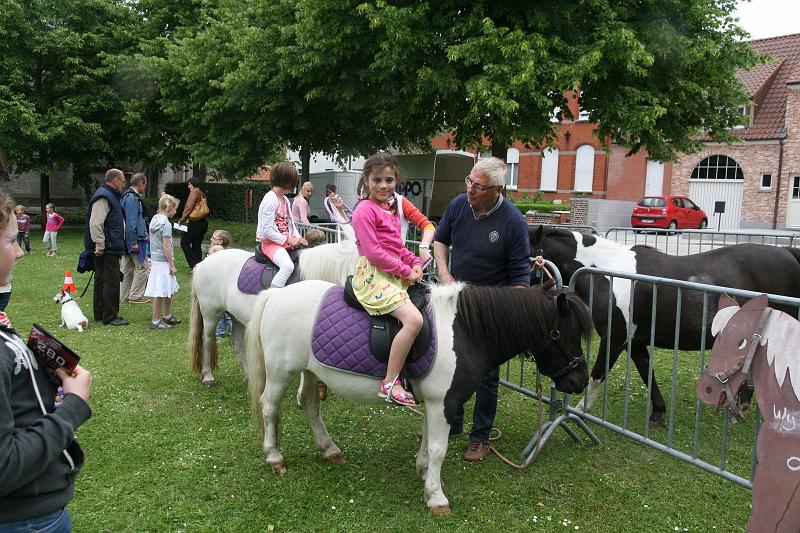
[144,194,181,330]
[42,203,64,256]
[14,205,30,254]
[208,229,233,337]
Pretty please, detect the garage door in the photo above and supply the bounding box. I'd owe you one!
[688,180,743,230]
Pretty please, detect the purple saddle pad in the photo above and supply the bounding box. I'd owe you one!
[312,286,436,379]
[237,257,266,294]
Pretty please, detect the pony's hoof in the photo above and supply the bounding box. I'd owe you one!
[325,453,346,463]
[431,505,451,516]
[270,463,287,474]
[649,414,666,427]
[202,379,217,388]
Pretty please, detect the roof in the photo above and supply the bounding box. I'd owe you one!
[733,33,800,140]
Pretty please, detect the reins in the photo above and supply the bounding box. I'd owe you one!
[703,307,771,417]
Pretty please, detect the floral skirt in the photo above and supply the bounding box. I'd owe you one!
[352,257,410,316]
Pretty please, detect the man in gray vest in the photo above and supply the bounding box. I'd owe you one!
[120,173,150,304]
[84,168,128,326]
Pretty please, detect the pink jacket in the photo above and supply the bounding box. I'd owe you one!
[44,212,64,232]
[351,199,421,278]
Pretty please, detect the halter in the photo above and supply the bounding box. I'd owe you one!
[525,293,585,380]
[702,307,771,416]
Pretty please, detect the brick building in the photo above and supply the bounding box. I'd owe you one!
[670,33,800,230]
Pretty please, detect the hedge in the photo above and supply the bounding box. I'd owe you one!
[510,202,571,214]
[164,181,273,223]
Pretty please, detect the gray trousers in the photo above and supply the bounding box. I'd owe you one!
[120,252,150,301]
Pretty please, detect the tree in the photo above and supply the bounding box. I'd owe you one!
[355,0,763,161]
[0,0,134,208]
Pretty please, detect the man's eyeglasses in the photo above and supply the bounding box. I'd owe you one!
[464,177,498,193]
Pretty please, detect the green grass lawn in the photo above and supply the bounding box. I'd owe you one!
[8,225,751,532]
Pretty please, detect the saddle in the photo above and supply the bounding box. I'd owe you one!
[342,276,433,365]
[236,246,302,295]
[311,285,436,379]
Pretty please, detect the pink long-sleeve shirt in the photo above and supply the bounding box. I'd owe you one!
[351,199,421,278]
[44,212,64,232]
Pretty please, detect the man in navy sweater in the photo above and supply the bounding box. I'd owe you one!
[433,156,531,461]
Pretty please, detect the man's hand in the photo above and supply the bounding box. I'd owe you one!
[438,272,455,284]
[56,365,92,402]
[131,243,139,253]
[94,249,104,257]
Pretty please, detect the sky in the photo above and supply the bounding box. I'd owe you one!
[733,0,799,40]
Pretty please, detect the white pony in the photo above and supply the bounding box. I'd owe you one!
[245,279,592,513]
[189,235,359,386]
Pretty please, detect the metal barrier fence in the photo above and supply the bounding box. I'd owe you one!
[605,227,799,255]
[510,265,800,488]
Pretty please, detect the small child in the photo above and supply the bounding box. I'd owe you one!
[351,153,423,406]
[304,228,327,248]
[42,203,64,256]
[144,194,181,330]
[14,205,30,254]
[208,229,233,337]
[255,162,307,288]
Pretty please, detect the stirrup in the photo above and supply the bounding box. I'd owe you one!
[378,376,417,407]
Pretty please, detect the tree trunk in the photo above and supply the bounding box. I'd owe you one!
[299,145,311,183]
[192,162,207,182]
[490,141,507,161]
[40,172,51,219]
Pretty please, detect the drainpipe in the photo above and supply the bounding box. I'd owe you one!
[771,126,788,229]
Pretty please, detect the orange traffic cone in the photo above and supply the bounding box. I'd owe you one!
[63,271,77,294]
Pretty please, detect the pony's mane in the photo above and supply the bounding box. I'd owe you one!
[763,310,800,401]
[298,240,359,285]
[454,284,592,356]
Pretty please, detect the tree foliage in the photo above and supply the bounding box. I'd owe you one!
[0,0,133,199]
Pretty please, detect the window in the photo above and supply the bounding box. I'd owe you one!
[506,148,519,189]
[793,176,800,200]
[734,105,753,129]
[683,198,698,210]
[550,106,562,123]
[578,109,590,121]
[540,148,559,191]
[574,145,595,192]
[638,198,667,208]
[690,155,744,180]
[672,198,684,208]
[760,173,772,190]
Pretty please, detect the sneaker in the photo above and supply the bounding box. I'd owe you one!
[128,297,152,304]
[105,317,130,326]
[149,320,172,330]
[462,440,490,462]
[161,315,181,325]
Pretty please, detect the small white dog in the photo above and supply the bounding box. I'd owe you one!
[53,290,89,332]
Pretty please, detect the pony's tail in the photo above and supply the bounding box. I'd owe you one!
[246,289,274,433]
[189,273,217,373]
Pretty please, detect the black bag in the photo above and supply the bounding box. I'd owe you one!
[77,250,94,273]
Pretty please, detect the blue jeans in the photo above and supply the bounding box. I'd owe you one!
[0,507,71,533]
[216,313,232,337]
[454,365,500,443]
[16,233,30,252]
[0,291,10,312]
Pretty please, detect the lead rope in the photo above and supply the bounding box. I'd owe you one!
[532,256,555,282]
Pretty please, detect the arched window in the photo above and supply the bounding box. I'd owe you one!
[690,155,744,180]
[506,147,520,188]
[574,145,595,192]
[540,148,559,191]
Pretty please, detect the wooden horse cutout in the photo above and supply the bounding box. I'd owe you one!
[698,294,800,532]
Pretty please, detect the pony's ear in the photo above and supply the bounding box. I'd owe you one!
[530,224,543,248]
[712,294,740,336]
[556,292,569,315]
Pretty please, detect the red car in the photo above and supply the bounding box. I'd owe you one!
[630,195,708,230]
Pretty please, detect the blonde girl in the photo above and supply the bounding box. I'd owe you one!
[144,194,181,330]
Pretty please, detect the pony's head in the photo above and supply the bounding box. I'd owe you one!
[529,225,587,281]
[697,294,767,415]
[454,283,591,394]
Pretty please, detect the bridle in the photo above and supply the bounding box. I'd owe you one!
[702,307,770,416]
[524,293,586,380]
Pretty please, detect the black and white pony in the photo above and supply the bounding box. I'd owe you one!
[531,225,800,426]
[244,279,592,513]
[189,236,359,386]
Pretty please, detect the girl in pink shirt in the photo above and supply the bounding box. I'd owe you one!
[351,153,423,406]
[43,203,64,256]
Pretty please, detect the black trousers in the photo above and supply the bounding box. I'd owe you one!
[180,218,208,269]
[93,253,121,323]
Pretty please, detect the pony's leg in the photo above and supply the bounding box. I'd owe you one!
[578,335,626,414]
[415,411,429,479]
[629,340,667,427]
[200,319,218,386]
[296,370,343,462]
[260,370,290,473]
[422,402,451,514]
[228,319,247,372]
